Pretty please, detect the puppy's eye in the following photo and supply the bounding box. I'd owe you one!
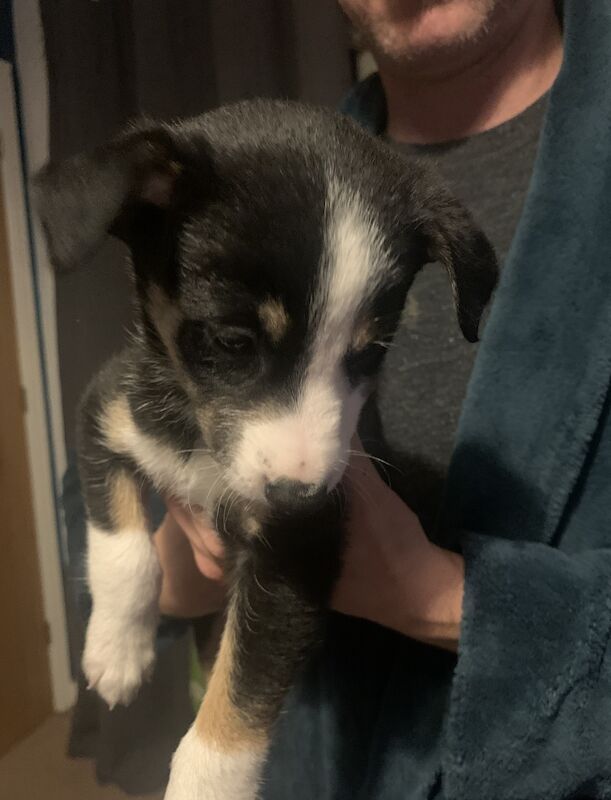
[345,342,386,377]
[213,328,256,355]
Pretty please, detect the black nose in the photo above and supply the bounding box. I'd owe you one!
[265,479,327,512]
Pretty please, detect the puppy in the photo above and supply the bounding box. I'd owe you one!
[35,100,497,800]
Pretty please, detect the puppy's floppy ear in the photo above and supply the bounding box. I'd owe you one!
[33,122,200,272]
[418,186,498,343]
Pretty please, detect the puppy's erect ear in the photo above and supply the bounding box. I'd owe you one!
[417,184,499,343]
[33,122,202,272]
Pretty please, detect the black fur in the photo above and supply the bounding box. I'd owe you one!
[224,495,344,730]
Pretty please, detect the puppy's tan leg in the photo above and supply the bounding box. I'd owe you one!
[165,600,268,800]
[165,501,342,800]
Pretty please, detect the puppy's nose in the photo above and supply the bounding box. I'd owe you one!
[265,479,326,512]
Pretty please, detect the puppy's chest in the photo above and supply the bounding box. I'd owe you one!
[105,396,224,511]
[149,445,223,510]
[136,441,257,538]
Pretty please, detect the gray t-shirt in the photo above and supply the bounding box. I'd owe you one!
[377,96,548,481]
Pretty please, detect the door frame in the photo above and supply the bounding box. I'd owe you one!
[0,57,75,711]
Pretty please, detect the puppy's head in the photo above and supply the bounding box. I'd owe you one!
[35,101,497,513]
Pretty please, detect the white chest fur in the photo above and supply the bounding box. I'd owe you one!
[103,395,225,513]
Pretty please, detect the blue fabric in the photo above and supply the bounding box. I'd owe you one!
[264,0,611,797]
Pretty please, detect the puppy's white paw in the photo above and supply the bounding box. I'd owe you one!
[83,614,156,707]
[164,726,264,800]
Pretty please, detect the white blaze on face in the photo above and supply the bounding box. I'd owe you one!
[231,178,390,502]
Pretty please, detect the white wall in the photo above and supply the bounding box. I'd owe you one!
[3,0,75,711]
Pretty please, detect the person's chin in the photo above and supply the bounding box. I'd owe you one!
[363,1,494,65]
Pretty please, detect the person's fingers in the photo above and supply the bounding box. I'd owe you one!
[343,437,383,503]
[154,513,227,616]
[165,497,220,552]
[188,505,225,559]
[192,548,225,582]
[164,497,226,579]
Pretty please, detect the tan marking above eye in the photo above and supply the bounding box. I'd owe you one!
[258,298,290,344]
[351,318,376,352]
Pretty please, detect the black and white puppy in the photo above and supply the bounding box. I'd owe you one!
[35,100,497,800]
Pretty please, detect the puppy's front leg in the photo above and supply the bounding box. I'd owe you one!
[82,462,161,707]
[165,510,341,800]
[165,596,268,800]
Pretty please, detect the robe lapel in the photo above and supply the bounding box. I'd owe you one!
[443,0,611,545]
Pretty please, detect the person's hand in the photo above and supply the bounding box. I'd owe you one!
[154,498,226,618]
[155,445,464,650]
[333,442,464,651]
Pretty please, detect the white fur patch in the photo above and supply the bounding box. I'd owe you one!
[83,524,162,707]
[87,401,227,708]
[315,177,389,363]
[165,725,266,800]
[230,179,389,500]
[104,396,224,510]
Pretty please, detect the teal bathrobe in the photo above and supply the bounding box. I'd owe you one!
[263,1,611,797]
